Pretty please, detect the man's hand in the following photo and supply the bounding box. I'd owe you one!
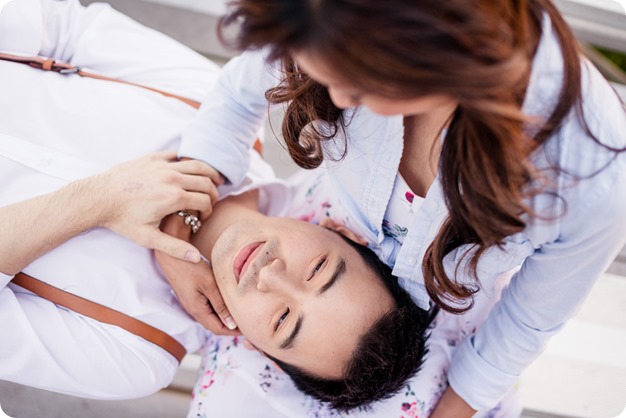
[87,151,222,261]
[155,213,239,335]
[429,386,476,418]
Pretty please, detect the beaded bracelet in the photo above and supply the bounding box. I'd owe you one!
[177,210,202,234]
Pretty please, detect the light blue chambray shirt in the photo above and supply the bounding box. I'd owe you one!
[180,16,626,411]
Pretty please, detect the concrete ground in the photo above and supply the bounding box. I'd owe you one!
[1,1,625,417]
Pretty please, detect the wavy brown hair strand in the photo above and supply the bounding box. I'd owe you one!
[266,58,345,168]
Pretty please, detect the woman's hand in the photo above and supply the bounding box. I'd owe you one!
[88,151,223,261]
[429,387,476,418]
[155,213,239,335]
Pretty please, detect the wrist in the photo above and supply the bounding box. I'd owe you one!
[160,212,193,241]
[61,178,109,230]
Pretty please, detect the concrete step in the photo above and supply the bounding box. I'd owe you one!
[520,273,626,418]
[0,382,190,418]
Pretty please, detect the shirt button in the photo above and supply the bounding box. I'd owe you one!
[407,256,417,265]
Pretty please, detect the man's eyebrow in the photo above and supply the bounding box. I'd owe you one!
[279,314,303,350]
[317,258,346,295]
[278,258,346,350]
[279,259,346,350]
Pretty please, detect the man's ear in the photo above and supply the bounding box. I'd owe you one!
[319,217,368,246]
[243,338,258,351]
[243,339,284,372]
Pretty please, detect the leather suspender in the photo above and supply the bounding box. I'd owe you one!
[1,52,199,362]
[0,52,264,154]
[3,51,271,362]
[12,272,187,362]
[0,52,202,108]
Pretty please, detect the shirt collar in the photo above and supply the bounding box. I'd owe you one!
[521,13,565,134]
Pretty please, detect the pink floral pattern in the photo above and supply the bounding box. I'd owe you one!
[400,402,419,418]
[187,172,518,418]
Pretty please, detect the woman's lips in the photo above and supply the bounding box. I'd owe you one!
[233,242,264,284]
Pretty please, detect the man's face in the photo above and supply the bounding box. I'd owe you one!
[210,217,394,379]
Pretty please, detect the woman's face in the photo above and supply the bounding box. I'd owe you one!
[293,50,457,116]
[210,217,394,379]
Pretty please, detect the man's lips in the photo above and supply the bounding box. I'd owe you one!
[233,242,264,284]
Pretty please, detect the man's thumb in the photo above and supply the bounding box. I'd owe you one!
[150,231,200,262]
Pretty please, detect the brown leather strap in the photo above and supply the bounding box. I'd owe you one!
[0,52,264,154]
[12,272,187,363]
[0,52,202,108]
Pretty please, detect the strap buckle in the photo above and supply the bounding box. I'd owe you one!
[58,66,81,74]
[35,57,80,74]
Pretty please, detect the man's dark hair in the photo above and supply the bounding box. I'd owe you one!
[267,235,436,412]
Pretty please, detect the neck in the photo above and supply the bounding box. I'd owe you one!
[192,190,260,257]
[400,103,456,197]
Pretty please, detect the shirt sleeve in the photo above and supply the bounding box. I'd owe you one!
[178,49,283,185]
[0,284,179,399]
[0,0,108,59]
[448,160,626,410]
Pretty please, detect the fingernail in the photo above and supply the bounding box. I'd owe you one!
[184,250,200,263]
[224,316,237,330]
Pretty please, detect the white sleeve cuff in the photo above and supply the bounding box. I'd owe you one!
[0,271,14,290]
[178,130,251,186]
[448,336,521,411]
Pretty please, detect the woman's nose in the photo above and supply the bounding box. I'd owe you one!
[328,87,358,109]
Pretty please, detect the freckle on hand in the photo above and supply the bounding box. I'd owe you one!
[123,182,144,193]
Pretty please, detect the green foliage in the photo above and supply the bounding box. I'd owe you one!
[596,46,626,72]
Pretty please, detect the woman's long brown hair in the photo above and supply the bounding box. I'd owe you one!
[219,0,624,313]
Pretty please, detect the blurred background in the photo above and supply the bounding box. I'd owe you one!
[0,1,625,417]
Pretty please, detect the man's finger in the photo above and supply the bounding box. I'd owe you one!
[180,191,215,217]
[177,175,219,205]
[209,297,237,330]
[198,259,238,330]
[151,150,179,161]
[174,159,224,186]
[197,310,241,336]
[147,231,200,263]
[179,290,239,335]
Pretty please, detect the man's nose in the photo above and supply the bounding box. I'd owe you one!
[257,258,291,293]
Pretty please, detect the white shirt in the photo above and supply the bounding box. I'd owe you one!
[180,15,626,409]
[0,0,288,400]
